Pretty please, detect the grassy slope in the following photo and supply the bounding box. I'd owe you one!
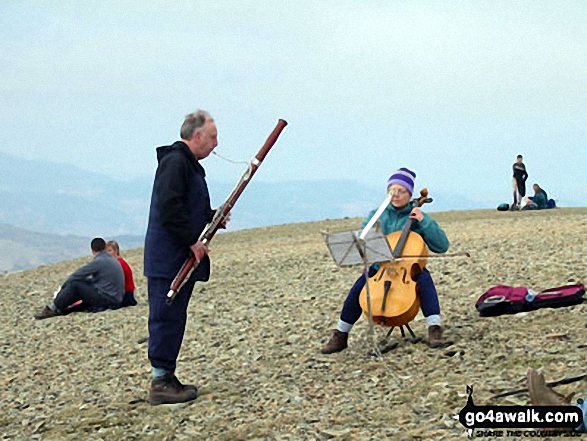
[1,208,586,440]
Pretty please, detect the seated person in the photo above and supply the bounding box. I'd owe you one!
[106,240,137,307]
[321,168,451,354]
[523,184,548,210]
[34,238,124,319]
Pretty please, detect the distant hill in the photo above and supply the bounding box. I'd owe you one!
[0,151,498,271]
[0,152,151,237]
[0,222,144,273]
[0,151,489,237]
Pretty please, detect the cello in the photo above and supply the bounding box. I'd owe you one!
[358,189,432,328]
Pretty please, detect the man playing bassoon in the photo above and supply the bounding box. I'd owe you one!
[144,110,224,405]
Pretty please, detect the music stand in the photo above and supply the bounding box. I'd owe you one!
[322,229,393,268]
[322,229,418,351]
[323,229,396,352]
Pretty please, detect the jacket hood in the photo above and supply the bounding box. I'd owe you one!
[156,144,176,162]
[155,141,204,176]
[156,141,191,162]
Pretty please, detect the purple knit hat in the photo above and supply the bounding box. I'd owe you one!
[387,168,416,195]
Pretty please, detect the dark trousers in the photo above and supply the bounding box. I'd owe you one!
[148,277,197,373]
[340,267,441,325]
[121,291,137,307]
[514,179,526,205]
[53,280,113,311]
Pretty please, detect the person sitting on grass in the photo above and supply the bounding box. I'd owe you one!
[523,184,548,210]
[106,240,137,307]
[34,238,124,320]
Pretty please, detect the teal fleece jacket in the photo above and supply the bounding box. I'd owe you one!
[361,201,449,254]
[530,191,548,209]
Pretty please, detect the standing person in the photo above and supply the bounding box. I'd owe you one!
[512,154,528,210]
[321,168,452,354]
[34,238,124,319]
[106,240,137,307]
[144,110,222,405]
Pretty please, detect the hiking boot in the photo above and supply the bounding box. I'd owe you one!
[34,306,62,320]
[321,330,348,354]
[150,373,198,406]
[172,375,198,394]
[527,369,571,406]
[427,325,453,348]
[527,369,576,432]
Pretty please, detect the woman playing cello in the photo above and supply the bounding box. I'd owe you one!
[321,168,451,354]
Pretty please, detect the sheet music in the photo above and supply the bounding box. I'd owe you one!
[322,229,394,267]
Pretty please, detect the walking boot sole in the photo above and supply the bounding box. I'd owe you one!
[150,391,198,406]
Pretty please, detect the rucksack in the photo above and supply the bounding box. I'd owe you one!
[475,284,585,317]
[497,203,510,212]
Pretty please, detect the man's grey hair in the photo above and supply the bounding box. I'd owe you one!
[180,110,213,140]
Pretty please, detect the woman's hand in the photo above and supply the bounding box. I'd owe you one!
[410,207,424,222]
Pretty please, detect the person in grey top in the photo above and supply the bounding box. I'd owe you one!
[34,238,124,320]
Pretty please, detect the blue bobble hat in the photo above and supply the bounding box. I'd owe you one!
[387,168,416,195]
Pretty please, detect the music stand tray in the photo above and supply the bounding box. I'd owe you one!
[322,229,394,268]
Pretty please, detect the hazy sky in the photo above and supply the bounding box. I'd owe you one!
[1,1,586,205]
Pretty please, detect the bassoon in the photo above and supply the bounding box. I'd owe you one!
[166,119,288,304]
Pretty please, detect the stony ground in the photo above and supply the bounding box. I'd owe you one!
[2,208,586,440]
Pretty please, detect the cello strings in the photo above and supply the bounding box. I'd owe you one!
[362,245,399,380]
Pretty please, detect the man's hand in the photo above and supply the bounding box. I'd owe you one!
[190,240,208,263]
[219,211,231,229]
[410,207,424,222]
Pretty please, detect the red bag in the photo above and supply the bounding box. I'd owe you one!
[476,284,585,317]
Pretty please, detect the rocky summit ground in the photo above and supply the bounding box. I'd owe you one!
[2,208,586,441]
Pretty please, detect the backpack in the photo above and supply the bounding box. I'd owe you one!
[475,284,585,317]
[547,199,556,209]
[497,203,510,211]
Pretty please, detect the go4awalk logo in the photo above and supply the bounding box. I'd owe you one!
[456,386,584,438]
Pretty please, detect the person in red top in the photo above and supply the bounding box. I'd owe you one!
[106,240,138,307]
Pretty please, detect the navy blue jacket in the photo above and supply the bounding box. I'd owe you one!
[144,141,214,280]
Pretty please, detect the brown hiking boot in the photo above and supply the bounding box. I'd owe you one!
[527,369,571,406]
[150,373,198,406]
[34,306,62,320]
[427,325,453,348]
[171,375,198,394]
[321,330,348,354]
[527,369,575,432]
